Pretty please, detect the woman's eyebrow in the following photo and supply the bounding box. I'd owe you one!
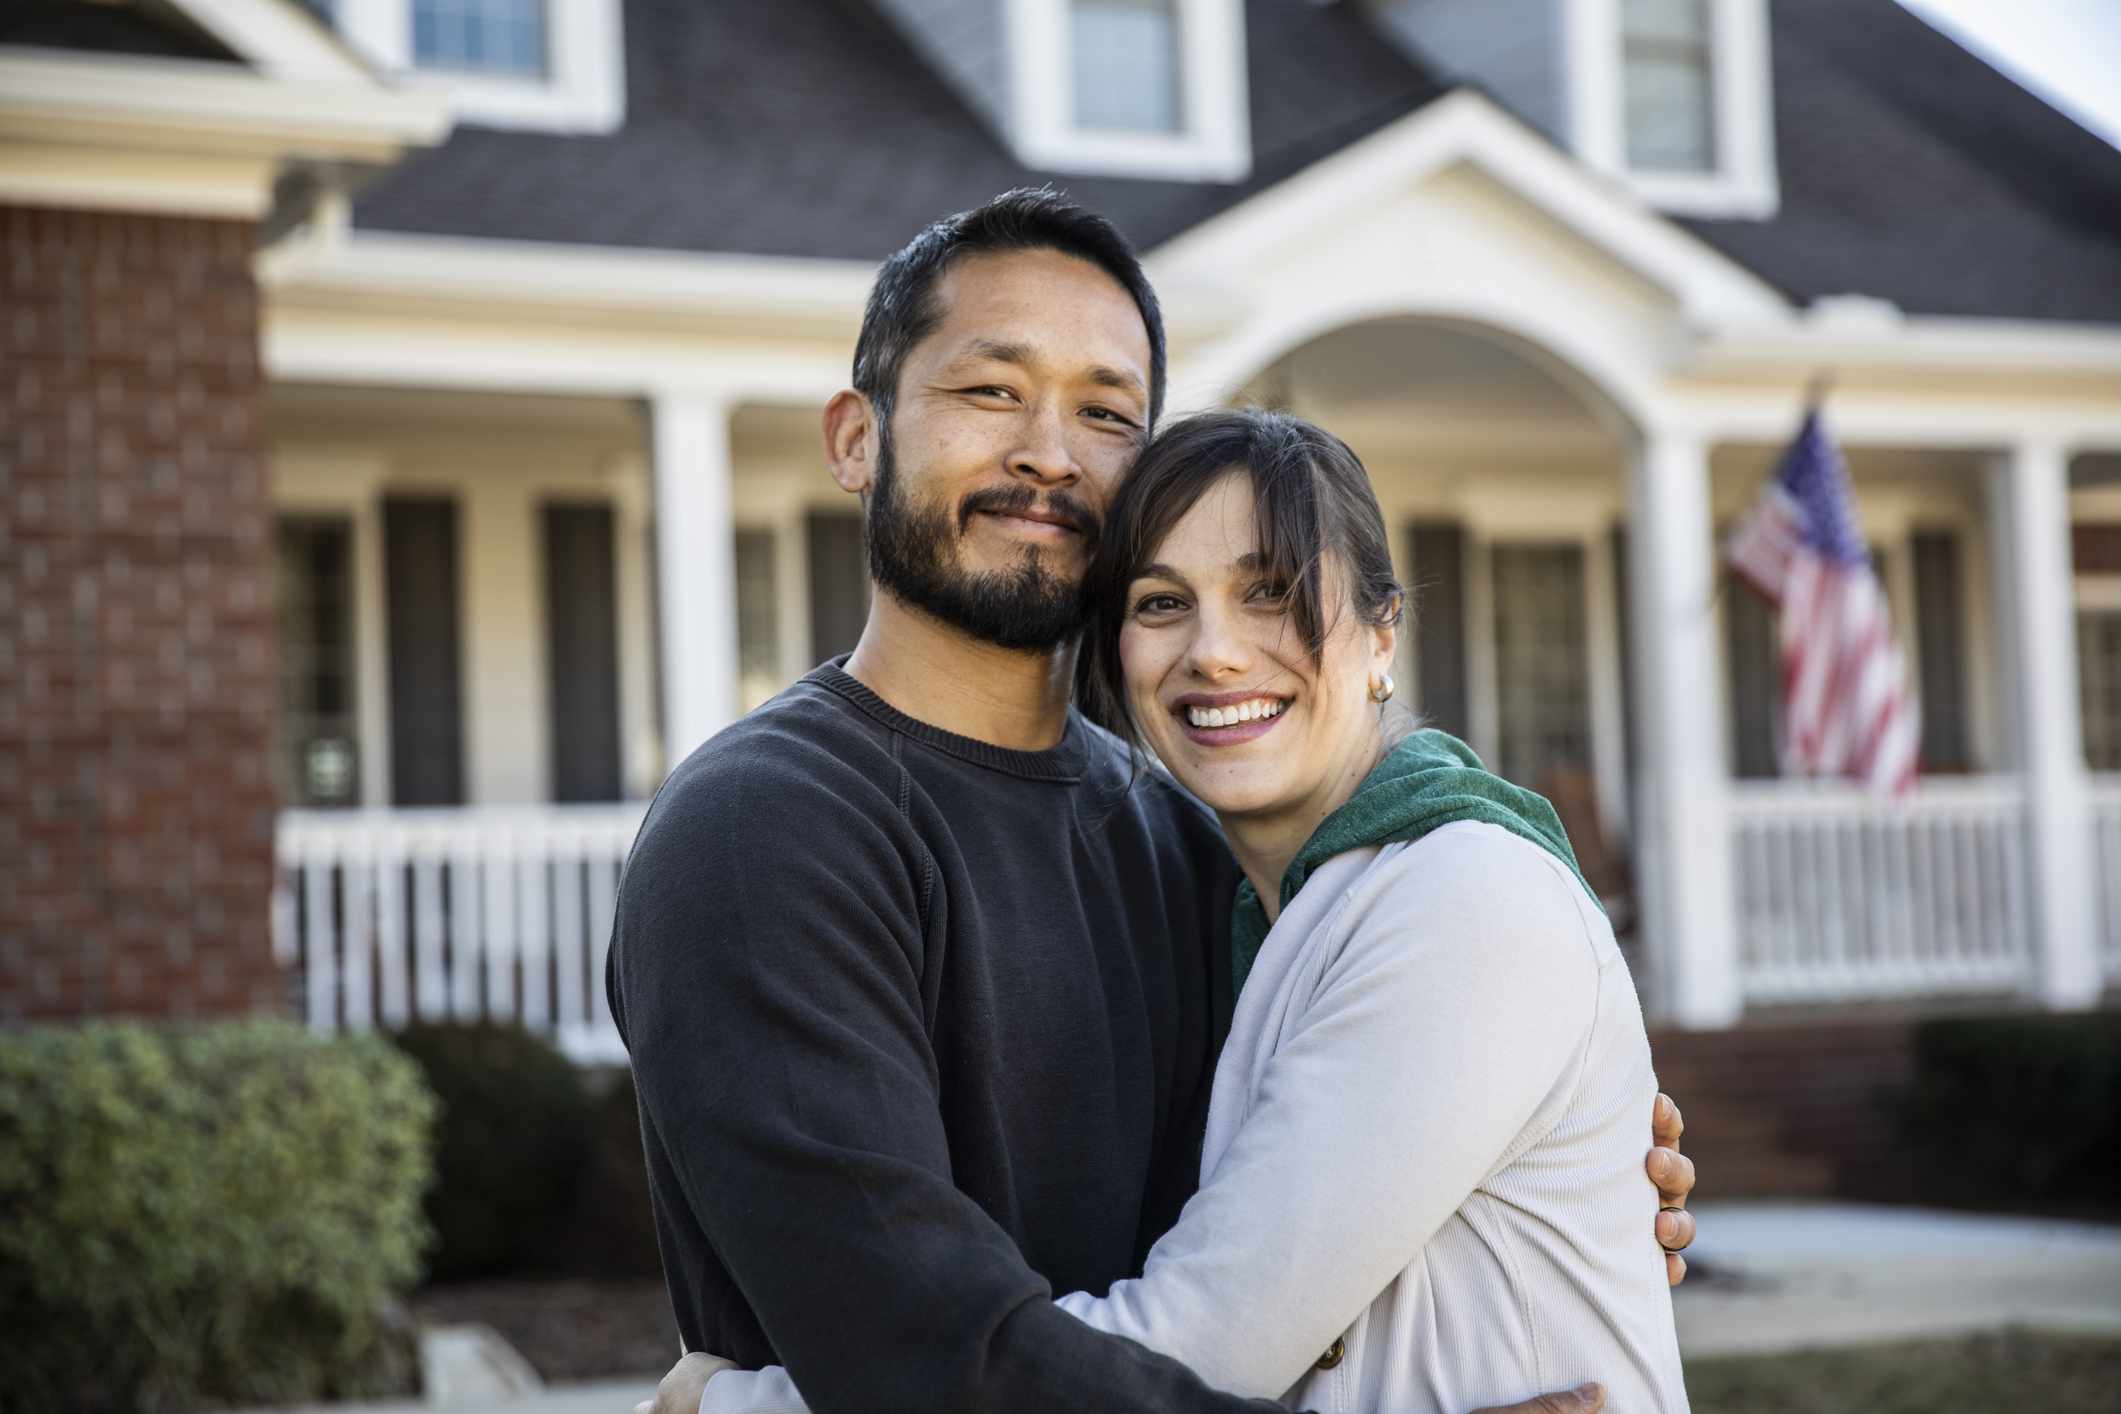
[1132,562,1188,586]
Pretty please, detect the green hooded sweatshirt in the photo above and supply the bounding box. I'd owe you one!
[1230,729,1597,993]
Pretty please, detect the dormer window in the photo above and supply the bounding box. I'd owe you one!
[1071,0,1182,135]
[1621,0,1715,174]
[411,0,546,78]
[1009,0,1249,182]
[324,0,622,133]
[1567,0,1776,218]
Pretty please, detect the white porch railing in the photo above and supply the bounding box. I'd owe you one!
[273,805,648,1064]
[2093,778,2121,985]
[1728,777,2034,1004]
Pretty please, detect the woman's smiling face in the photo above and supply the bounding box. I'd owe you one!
[1119,470,1396,824]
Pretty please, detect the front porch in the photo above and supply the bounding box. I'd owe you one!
[264,338,2121,1059]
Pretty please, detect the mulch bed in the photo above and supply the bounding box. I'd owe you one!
[412,1278,681,1383]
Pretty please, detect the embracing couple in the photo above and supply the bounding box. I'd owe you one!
[609,189,1697,1414]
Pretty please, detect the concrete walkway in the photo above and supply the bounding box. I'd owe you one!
[251,1202,2121,1412]
[1673,1201,2121,1357]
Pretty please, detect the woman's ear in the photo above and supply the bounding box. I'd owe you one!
[1370,594,1402,677]
[823,390,878,495]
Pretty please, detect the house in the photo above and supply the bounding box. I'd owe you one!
[7,0,2120,1060]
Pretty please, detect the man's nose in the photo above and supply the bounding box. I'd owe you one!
[1007,400,1082,486]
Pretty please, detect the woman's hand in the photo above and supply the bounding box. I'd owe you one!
[1648,1091,1697,1284]
[632,1351,734,1414]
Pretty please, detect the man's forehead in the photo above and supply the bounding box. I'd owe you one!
[924,249,1151,368]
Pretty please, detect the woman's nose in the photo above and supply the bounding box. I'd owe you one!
[1185,607,1252,680]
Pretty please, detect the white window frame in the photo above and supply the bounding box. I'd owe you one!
[1006,0,1250,182]
[332,0,623,134]
[1565,0,1777,219]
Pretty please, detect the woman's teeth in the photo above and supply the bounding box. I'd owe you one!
[1185,698,1285,729]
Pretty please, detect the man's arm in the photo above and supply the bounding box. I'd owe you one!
[611,744,1287,1414]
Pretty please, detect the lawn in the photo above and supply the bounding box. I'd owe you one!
[1684,1329,2121,1414]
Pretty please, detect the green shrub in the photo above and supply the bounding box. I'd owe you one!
[392,1022,591,1281]
[1898,1013,2121,1216]
[0,1019,436,1413]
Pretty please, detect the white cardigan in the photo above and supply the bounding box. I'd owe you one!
[702,822,1689,1414]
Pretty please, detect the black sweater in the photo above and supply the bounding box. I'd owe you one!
[608,662,1288,1413]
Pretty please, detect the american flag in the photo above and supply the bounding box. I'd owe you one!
[1725,409,1921,795]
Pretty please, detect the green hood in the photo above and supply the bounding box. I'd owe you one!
[1230,729,1595,993]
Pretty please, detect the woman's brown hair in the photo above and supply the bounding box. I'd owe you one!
[1080,408,1405,748]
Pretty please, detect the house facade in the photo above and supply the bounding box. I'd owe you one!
[7,0,2121,1056]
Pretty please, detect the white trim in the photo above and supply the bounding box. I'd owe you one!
[1572,0,1779,220]
[0,48,448,217]
[332,0,624,134]
[1149,89,1787,336]
[261,227,879,328]
[1693,308,2121,380]
[0,141,278,218]
[0,49,450,159]
[1006,0,1249,182]
[168,0,379,82]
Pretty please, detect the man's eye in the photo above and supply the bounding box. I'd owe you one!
[965,385,1015,400]
[1084,406,1137,427]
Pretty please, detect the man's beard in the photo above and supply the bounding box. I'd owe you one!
[864,428,1100,653]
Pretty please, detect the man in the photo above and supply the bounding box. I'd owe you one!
[609,189,1695,1414]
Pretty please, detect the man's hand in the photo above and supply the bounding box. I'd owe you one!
[1648,1091,1696,1285]
[1472,1382,1605,1414]
[632,1352,733,1414]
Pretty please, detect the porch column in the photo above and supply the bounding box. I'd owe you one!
[650,392,741,766]
[1627,427,1742,1027]
[1996,438,2101,1009]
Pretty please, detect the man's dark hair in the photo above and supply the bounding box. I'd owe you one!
[851,187,1167,430]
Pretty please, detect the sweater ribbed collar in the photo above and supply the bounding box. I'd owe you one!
[808,659,1088,784]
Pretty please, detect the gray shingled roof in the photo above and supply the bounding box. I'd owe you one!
[2,0,240,62]
[349,0,2121,325]
[349,0,1443,259]
[1678,0,2121,323]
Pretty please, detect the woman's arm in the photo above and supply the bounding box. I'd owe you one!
[689,825,1601,1411]
[1054,825,1602,1394]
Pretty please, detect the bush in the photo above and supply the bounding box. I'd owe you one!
[548,1065,664,1279]
[0,1019,435,1413]
[1897,1013,2121,1216]
[392,1022,591,1281]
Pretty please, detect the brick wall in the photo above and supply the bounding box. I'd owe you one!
[1649,1017,1923,1200]
[1,205,284,1022]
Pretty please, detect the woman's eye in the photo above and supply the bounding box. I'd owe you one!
[1133,593,1185,616]
[1246,581,1291,605]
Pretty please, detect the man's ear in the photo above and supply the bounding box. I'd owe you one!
[824,389,879,496]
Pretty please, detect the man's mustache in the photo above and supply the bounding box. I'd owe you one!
[958,485,1101,546]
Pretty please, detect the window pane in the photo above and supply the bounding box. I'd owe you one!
[1492,543,1593,788]
[1625,0,1708,44]
[1071,0,1182,134]
[277,518,360,808]
[1623,0,1715,172]
[2080,609,2121,771]
[412,0,546,77]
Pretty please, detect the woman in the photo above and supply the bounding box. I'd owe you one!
[672,410,1688,1413]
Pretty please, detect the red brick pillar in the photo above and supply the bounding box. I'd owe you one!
[1,206,284,1021]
